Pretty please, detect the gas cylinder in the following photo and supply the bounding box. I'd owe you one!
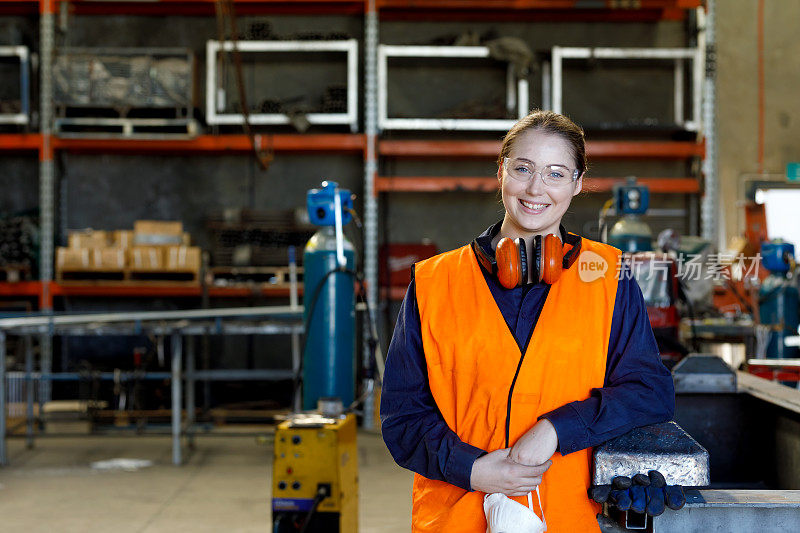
[759,241,800,359]
[302,192,356,410]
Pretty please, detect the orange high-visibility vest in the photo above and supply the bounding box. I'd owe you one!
[412,236,620,533]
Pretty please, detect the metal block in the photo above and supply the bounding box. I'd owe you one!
[593,421,710,486]
[673,353,737,393]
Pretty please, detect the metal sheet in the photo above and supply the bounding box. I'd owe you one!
[593,421,710,486]
[673,353,736,393]
[653,490,800,532]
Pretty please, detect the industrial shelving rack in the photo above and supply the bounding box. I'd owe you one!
[0,0,716,430]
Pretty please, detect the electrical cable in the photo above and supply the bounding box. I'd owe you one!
[298,486,328,533]
[343,205,385,384]
[214,0,273,170]
[598,198,614,243]
[676,277,700,353]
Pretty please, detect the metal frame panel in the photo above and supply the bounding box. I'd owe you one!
[206,39,359,132]
[551,46,703,131]
[378,44,529,131]
[0,45,30,125]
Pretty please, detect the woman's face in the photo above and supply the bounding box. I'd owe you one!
[499,129,583,239]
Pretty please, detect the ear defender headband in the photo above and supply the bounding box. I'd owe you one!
[471,230,582,289]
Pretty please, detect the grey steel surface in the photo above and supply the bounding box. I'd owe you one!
[652,490,800,532]
[673,353,737,393]
[593,421,710,486]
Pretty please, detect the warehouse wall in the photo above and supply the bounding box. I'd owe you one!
[5,5,797,405]
[717,0,800,246]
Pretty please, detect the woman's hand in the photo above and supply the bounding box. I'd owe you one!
[510,418,559,467]
[470,448,552,497]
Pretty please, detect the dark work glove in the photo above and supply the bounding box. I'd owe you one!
[588,470,686,516]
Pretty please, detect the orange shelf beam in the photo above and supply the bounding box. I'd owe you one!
[587,141,705,159]
[55,0,365,16]
[376,1,698,21]
[376,0,701,8]
[378,139,704,159]
[50,283,301,298]
[584,177,700,194]
[53,134,366,155]
[376,176,497,193]
[57,0,365,15]
[0,1,39,15]
[0,133,42,152]
[0,281,42,297]
[0,134,368,154]
[379,140,500,158]
[375,176,700,194]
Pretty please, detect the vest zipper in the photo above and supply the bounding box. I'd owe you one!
[504,285,551,448]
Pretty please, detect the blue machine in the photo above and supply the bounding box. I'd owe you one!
[759,241,800,359]
[302,181,356,410]
[607,178,653,253]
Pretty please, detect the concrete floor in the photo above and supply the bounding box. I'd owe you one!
[0,430,412,532]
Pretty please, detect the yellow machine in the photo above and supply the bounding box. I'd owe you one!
[272,413,358,533]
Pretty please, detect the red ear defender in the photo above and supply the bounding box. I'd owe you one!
[496,237,527,289]
[539,233,564,285]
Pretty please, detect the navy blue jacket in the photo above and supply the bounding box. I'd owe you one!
[380,224,675,492]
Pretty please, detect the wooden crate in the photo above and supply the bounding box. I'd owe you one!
[57,246,128,282]
[111,230,134,248]
[128,245,199,283]
[68,229,110,248]
[56,247,91,270]
[133,220,186,246]
[128,246,165,271]
[166,246,201,272]
[134,220,183,235]
[91,248,126,270]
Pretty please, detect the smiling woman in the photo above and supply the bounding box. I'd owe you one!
[493,112,586,272]
[380,110,675,533]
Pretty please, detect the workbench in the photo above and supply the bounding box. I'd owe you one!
[0,305,304,466]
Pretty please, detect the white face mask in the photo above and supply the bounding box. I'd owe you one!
[484,487,546,533]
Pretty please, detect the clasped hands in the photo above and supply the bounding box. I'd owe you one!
[469,419,558,497]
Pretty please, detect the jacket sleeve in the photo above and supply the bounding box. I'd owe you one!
[380,277,486,491]
[540,263,676,455]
